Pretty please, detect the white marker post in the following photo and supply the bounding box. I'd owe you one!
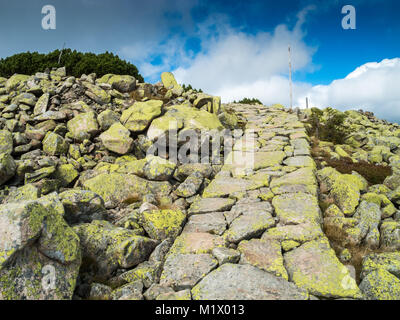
[288,45,293,111]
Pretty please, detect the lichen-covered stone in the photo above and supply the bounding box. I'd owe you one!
[359,269,400,300]
[272,192,321,225]
[73,220,157,279]
[169,232,225,255]
[270,167,317,195]
[238,239,288,280]
[59,189,106,225]
[161,72,183,96]
[0,153,16,186]
[0,200,81,300]
[361,252,400,279]
[380,220,400,250]
[42,132,69,156]
[67,111,99,141]
[0,130,13,154]
[347,201,381,248]
[140,209,186,241]
[82,173,149,206]
[97,109,120,130]
[211,247,240,264]
[53,164,79,187]
[83,82,111,105]
[5,74,29,92]
[121,100,163,132]
[183,212,227,235]
[142,155,176,181]
[175,172,203,198]
[99,122,133,155]
[225,211,275,244]
[202,176,263,198]
[160,253,218,290]
[284,238,362,299]
[262,223,324,244]
[34,93,50,115]
[188,197,235,215]
[98,74,136,93]
[191,263,308,300]
[330,175,361,216]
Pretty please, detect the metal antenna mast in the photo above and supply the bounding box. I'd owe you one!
[288,45,293,110]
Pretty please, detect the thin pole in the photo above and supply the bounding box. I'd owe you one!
[288,45,293,110]
[306,97,309,109]
[58,42,66,65]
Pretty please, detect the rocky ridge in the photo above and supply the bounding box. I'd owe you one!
[0,68,399,300]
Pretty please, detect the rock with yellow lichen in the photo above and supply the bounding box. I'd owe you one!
[73,220,158,279]
[272,192,322,225]
[0,199,81,300]
[238,238,288,280]
[120,100,163,132]
[0,152,16,185]
[360,269,400,300]
[160,253,218,290]
[191,263,308,300]
[284,238,362,299]
[140,209,186,241]
[330,175,361,216]
[99,122,134,155]
[97,74,136,93]
[82,172,171,207]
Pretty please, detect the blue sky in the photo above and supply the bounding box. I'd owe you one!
[1,0,400,121]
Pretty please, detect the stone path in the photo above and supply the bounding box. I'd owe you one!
[157,104,363,300]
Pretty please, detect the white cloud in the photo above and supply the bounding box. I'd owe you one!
[297,58,400,122]
[171,7,317,105]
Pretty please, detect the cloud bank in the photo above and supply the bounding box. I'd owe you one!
[172,7,317,106]
[297,58,400,122]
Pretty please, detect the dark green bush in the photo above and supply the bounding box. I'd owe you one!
[0,49,144,82]
[234,97,263,105]
[307,107,350,144]
[182,84,203,93]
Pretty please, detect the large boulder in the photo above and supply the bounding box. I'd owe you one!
[161,72,183,96]
[284,238,362,299]
[272,192,321,225]
[33,93,50,115]
[359,269,400,300]
[42,132,69,156]
[99,122,133,155]
[59,189,107,225]
[83,82,111,105]
[67,111,99,141]
[191,263,308,300]
[82,172,172,206]
[0,200,81,300]
[97,74,136,93]
[73,220,157,279]
[160,253,218,290]
[346,201,381,248]
[0,153,16,186]
[121,100,163,132]
[140,209,186,241]
[5,74,30,92]
[330,175,361,216]
[0,130,13,154]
